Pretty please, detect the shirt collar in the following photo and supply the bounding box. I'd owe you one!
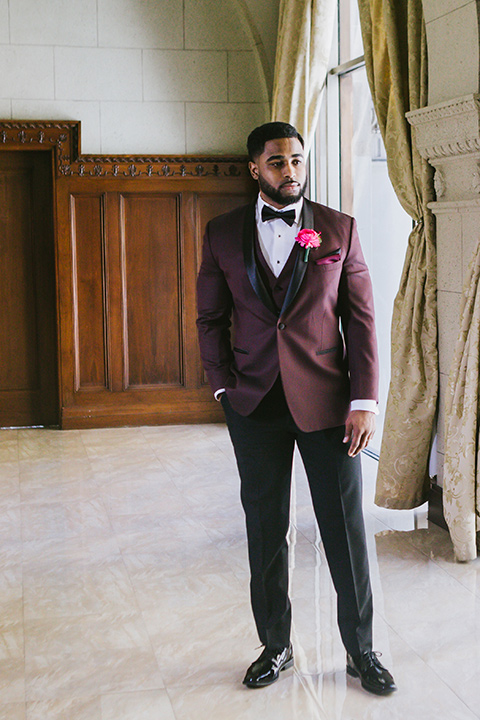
[256,195,304,225]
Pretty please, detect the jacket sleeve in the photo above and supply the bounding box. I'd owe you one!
[196,221,234,393]
[338,217,379,403]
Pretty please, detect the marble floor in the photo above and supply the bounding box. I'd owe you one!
[0,424,479,720]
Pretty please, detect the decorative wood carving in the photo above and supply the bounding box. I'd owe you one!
[0,119,256,428]
[0,120,80,169]
[60,157,247,179]
[0,120,250,180]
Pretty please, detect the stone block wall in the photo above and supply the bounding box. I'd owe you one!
[0,0,278,154]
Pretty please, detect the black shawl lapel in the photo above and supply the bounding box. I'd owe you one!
[242,201,279,317]
[279,198,314,316]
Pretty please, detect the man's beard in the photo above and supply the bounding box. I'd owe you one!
[258,175,307,207]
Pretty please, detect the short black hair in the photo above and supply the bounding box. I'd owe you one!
[247,122,304,161]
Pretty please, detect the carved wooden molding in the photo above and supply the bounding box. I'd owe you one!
[0,119,250,179]
[0,119,80,168]
[60,156,248,179]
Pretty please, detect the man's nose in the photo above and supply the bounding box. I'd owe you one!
[282,163,296,178]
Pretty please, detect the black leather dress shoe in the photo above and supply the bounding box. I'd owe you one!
[347,651,397,695]
[243,644,294,688]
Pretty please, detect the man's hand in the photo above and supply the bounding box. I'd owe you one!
[343,410,376,457]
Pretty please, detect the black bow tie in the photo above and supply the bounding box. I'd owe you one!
[261,206,296,226]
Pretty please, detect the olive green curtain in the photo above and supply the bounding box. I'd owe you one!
[357,0,438,508]
[443,245,480,561]
[271,0,336,152]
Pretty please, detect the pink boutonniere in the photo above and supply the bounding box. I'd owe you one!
[295,228,322,262]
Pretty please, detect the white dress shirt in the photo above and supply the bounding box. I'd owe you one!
[256,196,303,277]
[214,195,378,415]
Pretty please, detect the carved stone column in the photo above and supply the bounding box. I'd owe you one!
[407,94,480,486]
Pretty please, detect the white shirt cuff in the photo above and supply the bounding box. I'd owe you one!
[215,391,377,411]
[350,399,378,415]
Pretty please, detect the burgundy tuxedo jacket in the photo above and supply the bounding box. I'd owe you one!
[196,198,379,432]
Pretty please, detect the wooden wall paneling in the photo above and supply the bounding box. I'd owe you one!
[1,155,39,393]
[120,192,183,389]
[70,192,109,392]
[54,175,75,413]
[55,179,115,421]
[59,178,256,428]
[182,190,205,391]
[196,192,254,245]
[0,151,58,426]
[103,191,124,393]
[31,150,59,425]
[60,178,256,427]
[1,120,259,428]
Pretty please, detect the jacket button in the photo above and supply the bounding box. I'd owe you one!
[278,322,286,330]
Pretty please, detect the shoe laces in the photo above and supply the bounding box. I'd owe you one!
[257,645,289,667]
[273,647,289,667]
[361,651,383,670]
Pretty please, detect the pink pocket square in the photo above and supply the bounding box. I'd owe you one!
[315,251,341,265]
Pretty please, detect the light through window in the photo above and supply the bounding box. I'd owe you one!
[314,0,412,453]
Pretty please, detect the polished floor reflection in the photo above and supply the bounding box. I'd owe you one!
[0,424,479,720]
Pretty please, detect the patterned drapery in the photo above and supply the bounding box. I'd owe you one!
[271,0,336,152]
[357,0,438,508]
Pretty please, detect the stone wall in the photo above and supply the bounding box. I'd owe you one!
[0,0,279,154]
[415,0,480,483]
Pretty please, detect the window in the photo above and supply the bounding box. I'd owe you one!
[313,0,412,454]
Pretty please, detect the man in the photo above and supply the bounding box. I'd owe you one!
[196,122,396,696]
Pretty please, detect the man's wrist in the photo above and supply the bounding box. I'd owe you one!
[350,399,378,415]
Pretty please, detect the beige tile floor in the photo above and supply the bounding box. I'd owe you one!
[0,424,479,720]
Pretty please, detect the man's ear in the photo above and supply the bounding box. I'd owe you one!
[248,161,259,180]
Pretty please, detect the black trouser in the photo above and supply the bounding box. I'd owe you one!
[221,384,373,656]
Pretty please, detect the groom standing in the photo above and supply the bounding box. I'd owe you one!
[196,122,396,695]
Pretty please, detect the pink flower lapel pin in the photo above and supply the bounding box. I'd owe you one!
[295,229,322,262]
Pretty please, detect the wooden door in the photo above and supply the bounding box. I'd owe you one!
[0,151,58,427]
